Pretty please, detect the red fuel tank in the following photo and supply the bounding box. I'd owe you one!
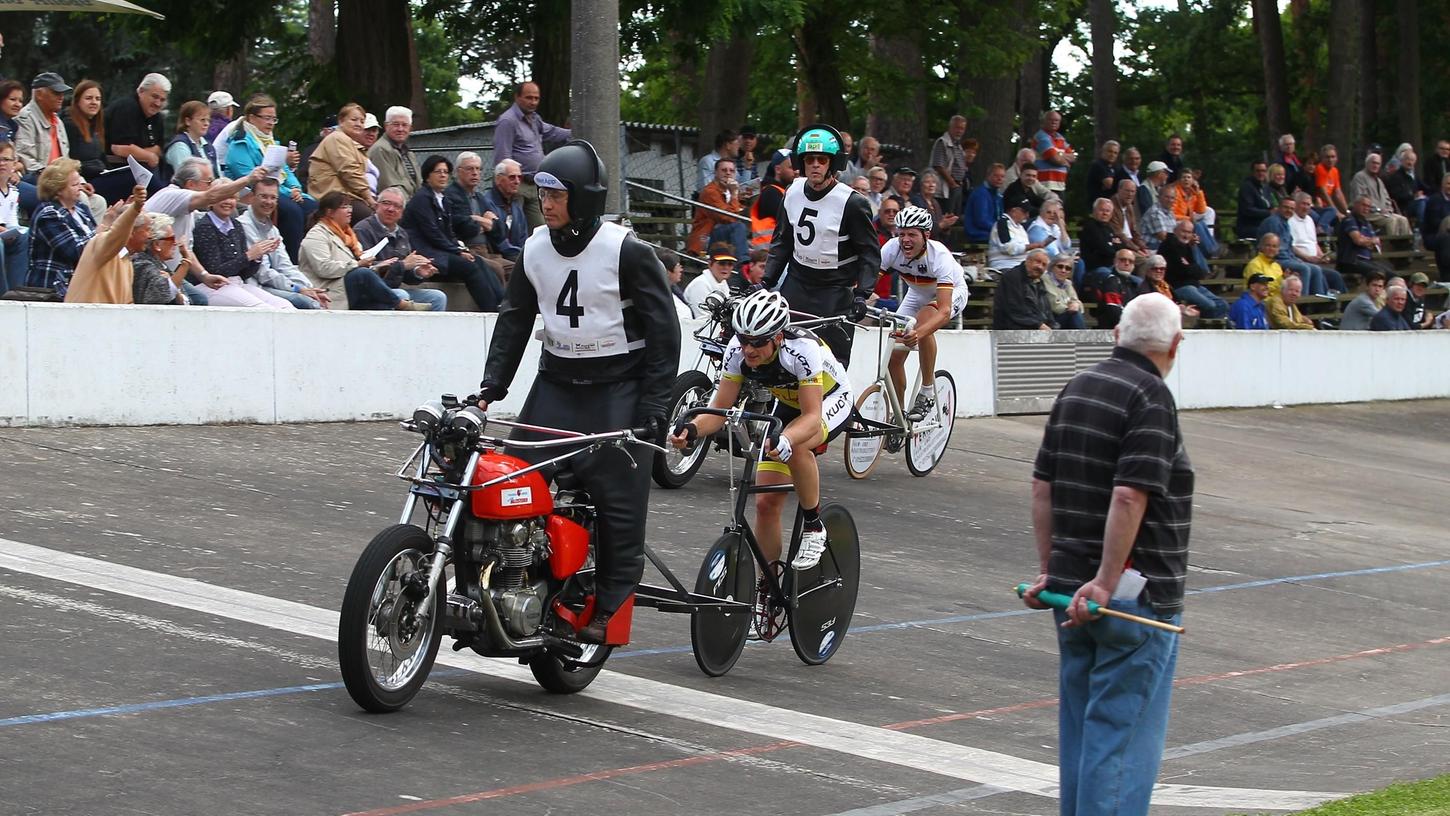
[470,452,553,519]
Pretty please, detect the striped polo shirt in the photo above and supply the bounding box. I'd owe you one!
[1033,346,1194,614]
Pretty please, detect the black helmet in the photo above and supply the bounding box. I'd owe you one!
[790,123,847,175]
[535,139,609,225]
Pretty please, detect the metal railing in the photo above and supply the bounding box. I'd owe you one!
[625,180,750,222]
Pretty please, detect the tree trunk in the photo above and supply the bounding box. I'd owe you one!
[212,42,251,98]
[791,3,850,129]
[959,0,1027,182]
[697,33,754,156]
[336,0,424,122]
[1017,43,1049,146]
[1252,0,1291,155]
[308,0,336,65]
[1326,0,1359,156]
[1396,0,1421,152]
[1357,0,1377,144]
[1088,0,1118,149]
[1289,0,1321,148]
[531,0,572,126]
[796,75,816,131]
[866,31,927,166]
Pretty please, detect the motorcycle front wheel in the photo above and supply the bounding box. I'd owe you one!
[338,524,444,713]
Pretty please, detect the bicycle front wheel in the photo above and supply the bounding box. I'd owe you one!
[787,504,860,666]
[845,385,888,479]
[690,531,756,677]
[906,371,956,477]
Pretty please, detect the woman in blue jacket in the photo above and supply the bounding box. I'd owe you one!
[223,94,316,260]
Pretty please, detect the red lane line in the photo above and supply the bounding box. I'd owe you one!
[341,634,1449,815]
[341,742,797,816]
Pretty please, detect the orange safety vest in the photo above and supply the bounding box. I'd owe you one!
[750,183,784,247]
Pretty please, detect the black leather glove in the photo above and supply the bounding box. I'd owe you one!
[477,379,507,404]
[848,296,870,322]
[639,414,668,446]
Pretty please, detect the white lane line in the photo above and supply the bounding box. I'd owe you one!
[0,538,1339,810]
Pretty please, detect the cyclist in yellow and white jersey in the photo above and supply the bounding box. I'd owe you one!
[669,290,852,570]
[877,206,969,421]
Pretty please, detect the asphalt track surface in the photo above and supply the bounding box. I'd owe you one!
[2,399,1448,816]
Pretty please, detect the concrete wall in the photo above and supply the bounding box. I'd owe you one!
[1,301,1447,427]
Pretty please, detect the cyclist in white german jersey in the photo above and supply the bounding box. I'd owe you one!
[878,206,968,421]
[669,290,852,571]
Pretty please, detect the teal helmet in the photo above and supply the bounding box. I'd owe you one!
[791,123,846,174]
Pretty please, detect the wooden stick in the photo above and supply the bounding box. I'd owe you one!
[1096,607,1186,634]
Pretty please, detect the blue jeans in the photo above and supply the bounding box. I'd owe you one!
[405,287,447,311]
[181,280,209,306]
[1312,207,1338,233]
[1056,310,1087,329]
[1,228,30,292]
[1173,284,1227,318]
[1277,256,1345,294]
[1192,220,1219,257]
[1055,596,1182,816]
[708,220,750,263]
[262,286,322,309]
[275,194,318,262]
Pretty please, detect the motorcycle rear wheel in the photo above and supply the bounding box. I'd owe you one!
[338,524,444,713]
[529,644,613,693]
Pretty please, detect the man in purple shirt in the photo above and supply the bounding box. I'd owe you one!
[492,81,571,230]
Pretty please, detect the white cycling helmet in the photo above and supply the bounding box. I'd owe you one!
[895,205,934,233]
[731,290,791,338]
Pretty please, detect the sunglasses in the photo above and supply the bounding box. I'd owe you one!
[738,334,774,349]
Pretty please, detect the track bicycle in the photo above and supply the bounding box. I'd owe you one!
[674,406,861,675]
[843,304,957,478]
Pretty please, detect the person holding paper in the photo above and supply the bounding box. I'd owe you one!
[222,94,317,261]
[298,191,438,311]
[143,157,269,306]
[189,193,297,309]
[162,100,219,180]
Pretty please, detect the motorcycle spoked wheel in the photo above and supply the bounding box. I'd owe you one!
[338,524,445,713]
[530,570,613,694]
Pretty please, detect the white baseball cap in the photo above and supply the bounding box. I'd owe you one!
[362,112,381,130]
[207,91,236,109]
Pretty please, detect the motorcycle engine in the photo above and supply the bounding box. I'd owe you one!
[461,517,552,638]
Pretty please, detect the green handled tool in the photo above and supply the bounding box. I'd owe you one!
[1014,583,1186,634]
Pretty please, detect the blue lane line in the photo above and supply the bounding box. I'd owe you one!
[615,558,1450,658]
[0,682,342,727]
[8,559,1448,727]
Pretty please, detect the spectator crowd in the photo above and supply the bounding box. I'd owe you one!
[0,65,1446,334]
[1,73,574,312]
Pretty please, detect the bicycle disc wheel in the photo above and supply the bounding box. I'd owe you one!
[653,370,715,489]
[690,531,757,677]
[906,371,957,477]
[787,504,859,666]
[845,385,888,480]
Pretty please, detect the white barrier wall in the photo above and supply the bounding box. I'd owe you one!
[3,302,1450,427]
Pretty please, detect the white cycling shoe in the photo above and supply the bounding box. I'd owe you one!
[792,525,828,570]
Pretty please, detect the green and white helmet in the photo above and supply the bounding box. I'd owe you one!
[790,123,846,174]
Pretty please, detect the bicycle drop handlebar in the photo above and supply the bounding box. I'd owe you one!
[676,407,785,440]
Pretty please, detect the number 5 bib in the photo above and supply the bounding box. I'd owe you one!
[524,222,645,358]
[782,178,853,270]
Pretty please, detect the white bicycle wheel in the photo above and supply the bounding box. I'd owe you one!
[905,371,956,477]
[845,384,889,479]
